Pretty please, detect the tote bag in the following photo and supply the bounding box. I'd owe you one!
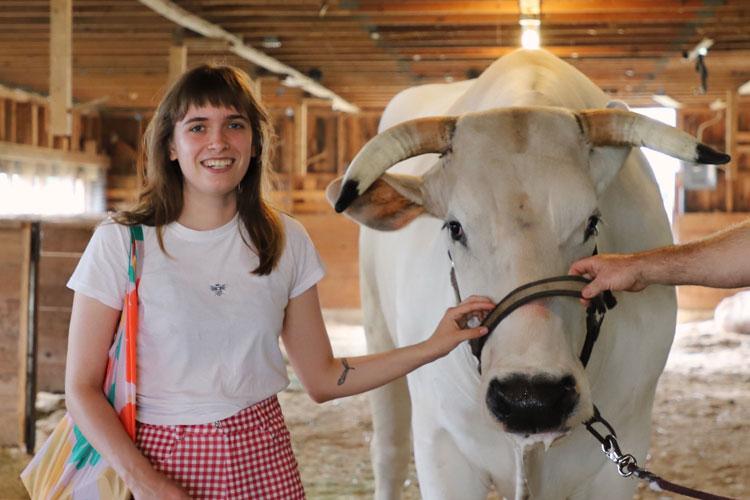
[21,225,143,500]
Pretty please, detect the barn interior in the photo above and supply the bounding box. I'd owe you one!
[0,1,748,498]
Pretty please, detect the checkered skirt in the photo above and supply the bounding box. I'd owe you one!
[136,396,305,499]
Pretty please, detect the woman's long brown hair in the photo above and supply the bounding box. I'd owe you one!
[113,64,284,275]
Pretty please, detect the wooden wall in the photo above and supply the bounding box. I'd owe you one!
[0,222,31,447]
[297,213,360,310]
[680,104,750,212]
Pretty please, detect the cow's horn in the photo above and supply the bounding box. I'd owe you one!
[334,116,456,213]
[578,109,730,165]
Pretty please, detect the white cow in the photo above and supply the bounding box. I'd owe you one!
[327,49,728,499]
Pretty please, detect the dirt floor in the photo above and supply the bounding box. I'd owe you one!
[1,309,747,499]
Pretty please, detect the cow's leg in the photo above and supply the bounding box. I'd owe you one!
[412,424,491,500]
[364,305,412,500]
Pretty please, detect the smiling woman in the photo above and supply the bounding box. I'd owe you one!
[28,63,494,500]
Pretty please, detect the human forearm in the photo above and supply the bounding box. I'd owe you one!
[65,385,162,491]
[284,292,493,404]
[571,219,750,297]
[303,341,439,403]
[641,220,750,288]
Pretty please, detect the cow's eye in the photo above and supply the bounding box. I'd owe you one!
[584,214,600,242]
[446,220,465,242]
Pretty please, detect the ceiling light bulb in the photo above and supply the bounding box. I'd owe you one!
[521,26,540,49]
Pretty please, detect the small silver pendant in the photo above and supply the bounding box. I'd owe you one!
[210,283,227,296]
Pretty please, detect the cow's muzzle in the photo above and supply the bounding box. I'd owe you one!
[486,374,579,434]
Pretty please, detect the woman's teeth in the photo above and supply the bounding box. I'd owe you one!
[202,159,233,169]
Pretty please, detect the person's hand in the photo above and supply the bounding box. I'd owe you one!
[131,471,192,500]
[568,253,648,300]
[426,295,495,358]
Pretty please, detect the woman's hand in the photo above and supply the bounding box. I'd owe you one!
[131,471,192,500]
[425,295,495,359]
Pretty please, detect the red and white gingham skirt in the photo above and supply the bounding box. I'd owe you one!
[136,395,305,499]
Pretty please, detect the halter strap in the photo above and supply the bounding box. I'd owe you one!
[447,252,616,372]
[467,276,616,371]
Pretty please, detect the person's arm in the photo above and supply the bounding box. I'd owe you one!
[569,219,750,298]
[280,286,493,403]
[65,293,190,500]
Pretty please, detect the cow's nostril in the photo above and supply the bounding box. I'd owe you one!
[560,375,576,390]
[486,374,579,434]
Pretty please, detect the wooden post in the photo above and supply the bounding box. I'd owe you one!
[725,90,738,212]
[0,222,33,448]
[50,0,72,138]
[0,99,6,141]
[30,103,39,146]
[294,101,308,177]
[22,223,40,453]
[168,44,188,86]
[8,101,17,143]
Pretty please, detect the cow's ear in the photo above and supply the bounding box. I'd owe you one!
[583,102,632,195]
[588,146,631,195]
[326,173,428,231]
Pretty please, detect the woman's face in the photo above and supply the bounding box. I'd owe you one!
[170,104,254,204]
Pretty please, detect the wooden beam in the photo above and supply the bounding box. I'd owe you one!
[0,141,110,169]
[49,0,72,136]
[137,0,359,113]
[168,44,187,86]
[724,90,738,212]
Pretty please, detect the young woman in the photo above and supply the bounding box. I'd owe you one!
[64,64,494,499]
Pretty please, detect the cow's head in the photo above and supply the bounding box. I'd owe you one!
[327,106,728,437]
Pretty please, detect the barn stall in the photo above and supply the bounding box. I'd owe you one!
[0,1,748,498]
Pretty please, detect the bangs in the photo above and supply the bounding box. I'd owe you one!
[170,67,254,122]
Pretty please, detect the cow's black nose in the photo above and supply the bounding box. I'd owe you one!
[486,374,578,434]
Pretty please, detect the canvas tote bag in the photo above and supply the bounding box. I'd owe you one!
[21,225,143,499]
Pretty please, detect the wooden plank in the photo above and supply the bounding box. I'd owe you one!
[36,308,70,392]
[71,110,81,152]
[296,214,360,309]
[0,224,27,446]
[7,100,17,143]
[49,0,72,136]
[30,103,39,146]
[168,44,187,86]
[0,140,109,169]
[0,99,5,142]
[725,91,738,212]
[336,113,346,175]
[294,101,308,177]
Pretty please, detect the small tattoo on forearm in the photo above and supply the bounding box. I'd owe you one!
[337,358,355,386]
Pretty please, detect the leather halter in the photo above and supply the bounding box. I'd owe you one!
[447,252,617,372]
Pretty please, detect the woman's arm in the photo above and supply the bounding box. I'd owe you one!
[65,293,189,500]
[280,286,493,403]
[569,218,750,298]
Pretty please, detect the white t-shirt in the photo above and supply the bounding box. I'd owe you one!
[67,213,325,425]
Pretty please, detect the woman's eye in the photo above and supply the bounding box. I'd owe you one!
[189,124,205,133]
[228,121,245,129]
[584,215,600,242]
[447,221,465,242]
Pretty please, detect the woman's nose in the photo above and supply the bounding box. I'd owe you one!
[207,130,228,151]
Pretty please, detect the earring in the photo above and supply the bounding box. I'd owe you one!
[237,183,243,194]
